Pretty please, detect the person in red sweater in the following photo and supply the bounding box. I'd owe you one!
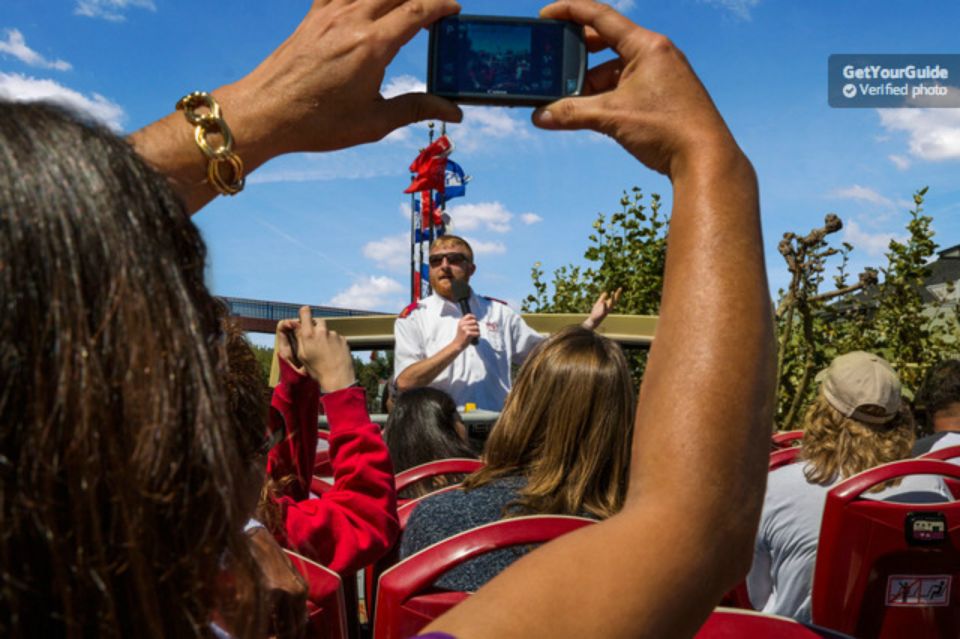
[265,306,399,575]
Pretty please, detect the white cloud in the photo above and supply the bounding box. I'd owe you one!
[362,232,410,271]
[878,108,960,162]
[463,238,507,255]
[0,72,124,131]
[74,0,156,22]
[842,219,905,257]
[610,0,636,11]
[447,201,513,233]
[0,29,71,71]
[377,75,532,152]
[830,184,895,209]
[888,154,911,170]
[453,106,531,153]
[700,0,761,20]
[521,213,543,225]
[329,276,405,311]
[382,74,426,99]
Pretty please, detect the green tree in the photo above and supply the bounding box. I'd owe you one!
[775,187,960,428]
[524,188,668,381]
[354,350,394,414]
[250,342,275,388]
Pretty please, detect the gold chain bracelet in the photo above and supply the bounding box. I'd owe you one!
[175,92,245,196]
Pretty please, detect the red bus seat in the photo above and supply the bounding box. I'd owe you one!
[811,459,960,639]
[695,608,853,638]
[311,475,334,496]
[920,446,960,498]
[394,458,484,501]
[769,445,803,471]
[363,484,465,624]
[283,549,349,639]
[373,515,594,639]
[772,430,804,449]
[314,430,332,476]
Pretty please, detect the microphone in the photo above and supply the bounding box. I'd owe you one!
[450,280,479,346]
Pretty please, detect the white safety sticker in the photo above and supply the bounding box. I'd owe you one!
[886,575,952,607]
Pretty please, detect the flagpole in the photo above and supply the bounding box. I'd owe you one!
[409,190,416,303]
[427,121,445,291]
[420,122,436,300]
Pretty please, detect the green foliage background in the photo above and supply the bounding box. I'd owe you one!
[526,186,960,431]
[523,188,668,382]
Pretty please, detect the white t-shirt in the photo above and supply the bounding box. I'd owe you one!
[748,461,950,622]
[393,292,544,411]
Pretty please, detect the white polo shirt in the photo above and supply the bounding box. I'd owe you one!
[393,292,544,411]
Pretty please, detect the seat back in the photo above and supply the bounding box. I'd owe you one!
[811,459,960,639]
[920,446,960,498]
[373,515,595,639]
[772,430,804,449]
[284,549,349,639]
[393,458,484,495]
[310,475,334,496]
[695,608,854,638]
[769,445,803,471]
[363,484,465,624]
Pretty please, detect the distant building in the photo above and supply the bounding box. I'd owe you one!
[221,296,387,333]
[922,244,960,304]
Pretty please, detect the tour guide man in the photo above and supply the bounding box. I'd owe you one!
[393,234,618,411]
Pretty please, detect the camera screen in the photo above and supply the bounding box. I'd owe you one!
[434,20,566,98]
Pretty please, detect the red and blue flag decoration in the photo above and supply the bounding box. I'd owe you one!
[408,135,453,173]
[405,135,454,194]
[413,191,445,228]
[415,227,445,243]
[440,160,468,201]
[404,156,447,194]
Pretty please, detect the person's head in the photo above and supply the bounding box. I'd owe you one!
[464,326,636,519]
[0,102,263,637]
[383,387,474,474]
[917,359,960,434]
[802,351,915,486]
[428,235,475,301]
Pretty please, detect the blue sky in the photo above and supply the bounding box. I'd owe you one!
[4,0,960,340]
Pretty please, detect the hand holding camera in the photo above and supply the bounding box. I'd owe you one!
[281,307,357,393]
[531,0,742,178]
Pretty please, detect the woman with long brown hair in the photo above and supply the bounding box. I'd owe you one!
[400,325,636,591]
[0,102,265,638]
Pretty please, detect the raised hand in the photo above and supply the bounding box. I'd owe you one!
[276,318,306,374]
[234,0,465,156]
[295,306,357,393]
[583,288,622,330]
[532,0,740,177]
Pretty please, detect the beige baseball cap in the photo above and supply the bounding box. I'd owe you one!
[815,351,901,424]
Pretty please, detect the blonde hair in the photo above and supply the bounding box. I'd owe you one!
[801,390,915,491]
[431,234,474,262]
[463,326,636,519]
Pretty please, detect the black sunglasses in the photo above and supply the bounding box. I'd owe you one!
[428,252,470,268]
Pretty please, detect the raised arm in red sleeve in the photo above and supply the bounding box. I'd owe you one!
[267,357,320,499]
[268,360,398,574]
